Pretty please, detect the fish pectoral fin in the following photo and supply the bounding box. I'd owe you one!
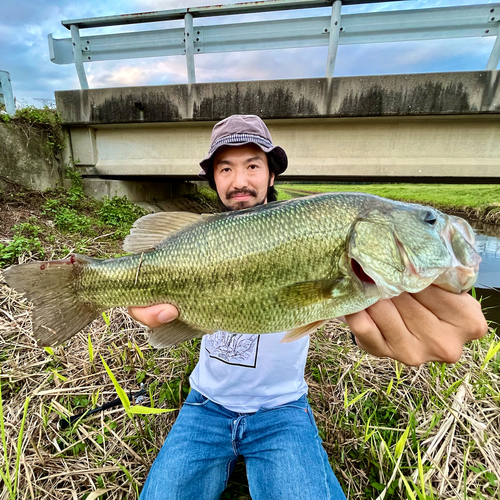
[279,278,346,309]
[147,319,213,348]
[123,212,213,253]
[280,320,327,344]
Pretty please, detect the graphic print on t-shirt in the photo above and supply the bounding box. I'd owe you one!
[205,332,260,368]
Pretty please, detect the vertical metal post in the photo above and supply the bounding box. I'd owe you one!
[70,24,89,89]
[185,13,196,84]
[486,22,500,70]
[325,0,342,77]
[0,70,15,115]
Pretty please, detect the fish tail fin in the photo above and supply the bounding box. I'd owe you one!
[2,256,103,347]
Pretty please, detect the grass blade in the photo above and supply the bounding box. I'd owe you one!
[101,356,131,412]
[128,405,175,415]
[12,397,30,499]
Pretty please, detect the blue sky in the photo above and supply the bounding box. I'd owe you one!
[0,0,498,106]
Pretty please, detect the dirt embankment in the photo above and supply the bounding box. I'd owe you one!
[0,176,52,239]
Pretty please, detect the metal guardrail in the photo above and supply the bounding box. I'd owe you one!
[48,0,500,89]
[0,70,15,115]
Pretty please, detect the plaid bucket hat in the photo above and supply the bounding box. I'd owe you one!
[199,115,288,178]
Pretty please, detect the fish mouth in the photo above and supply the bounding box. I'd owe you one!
[351,258,376,284]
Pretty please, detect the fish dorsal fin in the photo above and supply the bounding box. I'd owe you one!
[147,319,214,348]
[123,212,209,253]
[280,320,327,344]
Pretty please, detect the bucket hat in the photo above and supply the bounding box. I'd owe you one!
[199,115,288,178]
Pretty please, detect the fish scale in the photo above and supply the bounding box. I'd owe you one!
[3,192,481,347]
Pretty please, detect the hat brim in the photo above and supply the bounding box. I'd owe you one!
[199,141,287,179]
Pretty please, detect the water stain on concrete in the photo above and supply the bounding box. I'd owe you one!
[55,73,499,124]
[91,91,182,123]
[339,81,471,116]
[194,85,318,119]
[479,71,500,112]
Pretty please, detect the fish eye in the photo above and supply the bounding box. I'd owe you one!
[424,211,437,225]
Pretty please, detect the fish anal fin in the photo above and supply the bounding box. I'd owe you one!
[123,212,212,253]
[280,320,327,344]
[147,319,213,348]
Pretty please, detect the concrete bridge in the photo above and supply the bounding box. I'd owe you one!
[55,71,500,200]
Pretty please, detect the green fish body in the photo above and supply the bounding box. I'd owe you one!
[3,193,481,347]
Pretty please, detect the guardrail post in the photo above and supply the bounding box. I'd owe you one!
[185,13,196,84]
[0,70,15,115]
[70,24,89,89]
[325,0,342,77]
[486,21,500,70]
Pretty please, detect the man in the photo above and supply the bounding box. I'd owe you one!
[133,115,487,499]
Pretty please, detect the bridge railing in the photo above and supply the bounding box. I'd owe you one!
[0,70,15,115]
[48,0,500,90]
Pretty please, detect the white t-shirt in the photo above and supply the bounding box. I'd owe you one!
[189,331,309,413]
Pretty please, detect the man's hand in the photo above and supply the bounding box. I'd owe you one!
[128,304,179,329]
[345,285,488,366]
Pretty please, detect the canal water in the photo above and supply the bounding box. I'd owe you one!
[471,221,500,328]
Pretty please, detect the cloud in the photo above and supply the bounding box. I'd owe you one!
[86,57,188,87]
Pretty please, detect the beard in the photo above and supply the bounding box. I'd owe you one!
[219,178,273,212]
[221,196,267,212]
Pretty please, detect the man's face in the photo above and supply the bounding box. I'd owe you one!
[213,144,275,211]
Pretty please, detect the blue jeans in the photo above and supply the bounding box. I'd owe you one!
[140,389,346,499]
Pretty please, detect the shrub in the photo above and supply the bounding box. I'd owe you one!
[0,234,44,267]
[97,196,146,238]
[43,199,95,234]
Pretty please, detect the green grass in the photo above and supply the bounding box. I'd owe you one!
[306,325,500,499]
[276,183,500,222]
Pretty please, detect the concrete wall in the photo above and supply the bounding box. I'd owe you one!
[0,122,63,190]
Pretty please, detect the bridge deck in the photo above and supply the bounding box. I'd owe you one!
[55,72,500,181]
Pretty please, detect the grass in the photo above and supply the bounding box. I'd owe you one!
[0,180,499,498]
[276,183,500,224]
[307,325,500,499]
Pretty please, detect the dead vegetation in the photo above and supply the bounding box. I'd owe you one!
[1,276,499,499]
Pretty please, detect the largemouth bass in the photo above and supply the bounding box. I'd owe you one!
[3,192,481,348]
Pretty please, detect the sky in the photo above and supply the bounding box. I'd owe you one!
[0,0,498,106]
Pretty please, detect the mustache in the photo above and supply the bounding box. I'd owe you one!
[227,188,257,198]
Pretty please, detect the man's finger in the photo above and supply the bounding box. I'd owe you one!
[365,297,431,364]
[410,286,487,337]
[128,304,179,329]
[388,292,439,341]
[344,309,389,358]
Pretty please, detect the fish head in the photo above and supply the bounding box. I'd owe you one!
[348,204,481,299]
